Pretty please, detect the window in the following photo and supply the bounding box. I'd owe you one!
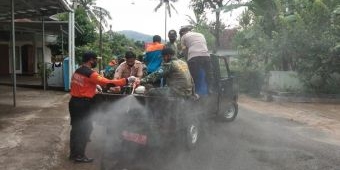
[219,57,229,78]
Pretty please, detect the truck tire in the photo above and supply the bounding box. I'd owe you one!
[184,118,200,150]
[100,127,121,170]
[218,101,238,122]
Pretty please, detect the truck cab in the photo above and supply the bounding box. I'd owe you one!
[210,54,238,121]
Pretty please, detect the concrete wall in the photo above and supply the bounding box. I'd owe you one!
[269,71,304,92]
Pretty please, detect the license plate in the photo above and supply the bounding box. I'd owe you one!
[122,131,147,145]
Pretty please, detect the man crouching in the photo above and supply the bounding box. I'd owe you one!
[136,47,194,98]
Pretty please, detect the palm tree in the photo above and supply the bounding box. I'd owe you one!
[154,0,178,42]
[76,0,112,30]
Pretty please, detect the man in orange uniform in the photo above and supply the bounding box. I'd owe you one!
[68,51,135,163]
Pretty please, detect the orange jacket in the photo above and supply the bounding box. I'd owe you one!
[146,42,164,52]
[70,66,127,98]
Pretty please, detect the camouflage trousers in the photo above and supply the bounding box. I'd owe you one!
[147,87,175,97]
[147,87,191,98]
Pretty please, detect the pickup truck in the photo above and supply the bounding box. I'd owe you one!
[94,54,238,169]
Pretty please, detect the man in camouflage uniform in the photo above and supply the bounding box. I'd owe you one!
[166,30,180,58]
[138,47,194,98]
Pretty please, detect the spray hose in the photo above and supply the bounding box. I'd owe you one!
[131,83,137,94]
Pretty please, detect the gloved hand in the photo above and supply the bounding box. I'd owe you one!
[127,76,137,84]
[134,78,141,86]
[96,85,103,93]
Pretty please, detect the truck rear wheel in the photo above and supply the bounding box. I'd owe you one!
[219,102,238,122]
[100,127,122,170]
[184,118,199,150]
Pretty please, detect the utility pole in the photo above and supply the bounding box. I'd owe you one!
[164,4,167,43]
[99,7,102,72]
[11,0,16,107]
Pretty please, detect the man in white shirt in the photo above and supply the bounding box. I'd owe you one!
[114,51,143,79]
[179,25,215,95]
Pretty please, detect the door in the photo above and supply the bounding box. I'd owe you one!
[0,44,9,75]
[21,45,34,75]
[214,55,236,101]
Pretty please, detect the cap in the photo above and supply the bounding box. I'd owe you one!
[179,25,193,36]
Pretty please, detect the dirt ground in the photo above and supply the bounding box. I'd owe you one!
[0,85,339,170]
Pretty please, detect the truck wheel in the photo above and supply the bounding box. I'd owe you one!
[185,119,199,150]
[101,142,120,170]
[219,102,238,122]
[100,128,121,170]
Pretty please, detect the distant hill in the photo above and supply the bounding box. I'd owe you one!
[118,30,153,42]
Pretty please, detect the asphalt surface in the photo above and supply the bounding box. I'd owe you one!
[1,86,339,170]
[0,86,69,170]
[96,108,340,170]
[58,106,340,170]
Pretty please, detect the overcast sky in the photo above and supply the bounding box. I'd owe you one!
[95,0,243,38]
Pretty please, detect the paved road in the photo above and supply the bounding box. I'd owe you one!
[2,86,339,170]
[77,106,340,170]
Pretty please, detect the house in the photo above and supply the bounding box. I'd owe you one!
[215,28,238,60]
[208,28,238,65]
[0,20,82,76]
[0,0,79,89]
[0,0,78,105]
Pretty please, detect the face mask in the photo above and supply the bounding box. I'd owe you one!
[163,55,171,63]
[91,61,97,68]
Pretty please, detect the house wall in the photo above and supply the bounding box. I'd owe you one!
[35,40,52,63]
[0,33,52,75]
[269,71,304,92]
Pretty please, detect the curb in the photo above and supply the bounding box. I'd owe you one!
[259,91,340,103]
[0,83,66,91]
[271,93,340,103]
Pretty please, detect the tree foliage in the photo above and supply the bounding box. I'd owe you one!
[75,31,144,67]
[186,11,216,50]
[190,0,246,49]
[53,8,96,57]
[56,7,143,68]
[233,0,340,94]
[77,0,112,30]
